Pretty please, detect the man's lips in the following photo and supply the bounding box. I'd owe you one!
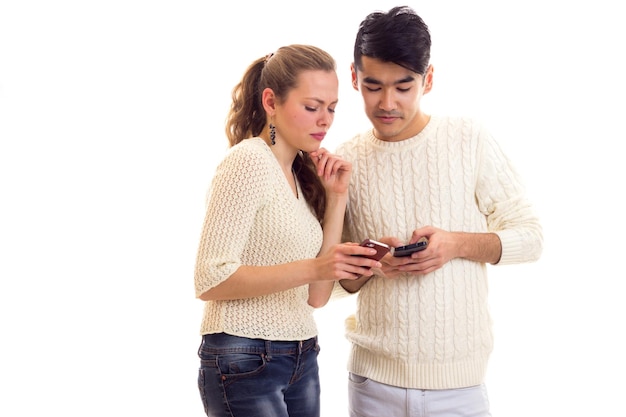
[376,114,401,123]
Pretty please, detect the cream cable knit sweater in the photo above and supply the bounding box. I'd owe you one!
[194,138,323,340]
[335,115,543,389]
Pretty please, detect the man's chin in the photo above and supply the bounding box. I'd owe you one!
[372,126,400,142]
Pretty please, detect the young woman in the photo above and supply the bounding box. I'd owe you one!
[194,44,381,417]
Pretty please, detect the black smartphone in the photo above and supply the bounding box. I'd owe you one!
[392,238,428,257]
[356,239,391,261]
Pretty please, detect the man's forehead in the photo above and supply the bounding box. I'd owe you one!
[357,57,420,84]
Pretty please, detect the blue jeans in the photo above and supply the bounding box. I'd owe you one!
[197,333,321,417]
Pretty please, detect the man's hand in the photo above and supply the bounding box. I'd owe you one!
[379,226,502,278]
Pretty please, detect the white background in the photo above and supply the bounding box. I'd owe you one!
[1,1,625,416]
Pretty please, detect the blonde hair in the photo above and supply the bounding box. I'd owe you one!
[226,44,336,146]
[224,45,337,222]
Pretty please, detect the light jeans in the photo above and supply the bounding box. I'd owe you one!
[348,373,491,417]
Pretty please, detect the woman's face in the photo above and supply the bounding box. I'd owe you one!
[273,69,339,153]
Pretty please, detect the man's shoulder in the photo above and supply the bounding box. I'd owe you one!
[430,115,489,141]
[434,115,483,128]
[336,130,370,153]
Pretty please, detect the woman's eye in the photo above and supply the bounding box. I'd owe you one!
[305,106,318,112]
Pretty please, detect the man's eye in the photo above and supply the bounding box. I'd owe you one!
[397,87,411,92]
[365,87,381,92]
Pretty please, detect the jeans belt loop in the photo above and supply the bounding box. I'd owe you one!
[264,340,272,361]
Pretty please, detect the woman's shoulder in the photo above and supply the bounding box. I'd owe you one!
[228,137,271,156]
[211,138,275,194]
[222,138,274,167]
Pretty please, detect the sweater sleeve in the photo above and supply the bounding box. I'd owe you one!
[330,139,362,300]
[194,143,270,297]
[336,139,358,245]
[475,124,543,265]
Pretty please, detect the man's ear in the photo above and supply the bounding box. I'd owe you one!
[350,63,359,91]
[262,88,276,114]
[423,65,434,94]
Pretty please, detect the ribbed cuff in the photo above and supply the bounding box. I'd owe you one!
[494,229,525,265]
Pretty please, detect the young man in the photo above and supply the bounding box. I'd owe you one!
[335,6,543,417]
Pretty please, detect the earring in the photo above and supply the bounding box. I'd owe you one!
[269,123,276,145]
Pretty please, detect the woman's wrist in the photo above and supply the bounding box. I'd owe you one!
[325,190,348,202]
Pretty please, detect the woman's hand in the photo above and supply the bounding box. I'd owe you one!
[308,241,379,307]
[309,148,352,195]
[314,242,382,281]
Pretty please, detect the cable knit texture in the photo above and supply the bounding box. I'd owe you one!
[194,137,323,340]
[336,116,542,389]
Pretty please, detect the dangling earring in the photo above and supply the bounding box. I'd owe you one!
[269,123,276,145]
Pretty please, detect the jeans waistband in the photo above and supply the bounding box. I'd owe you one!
[200,333,318,356]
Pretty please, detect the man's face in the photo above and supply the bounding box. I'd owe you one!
[352,56,433,142]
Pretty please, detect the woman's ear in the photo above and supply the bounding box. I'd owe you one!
[262,88,276,115]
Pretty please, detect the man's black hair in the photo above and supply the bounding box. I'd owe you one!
[354,6,431,75]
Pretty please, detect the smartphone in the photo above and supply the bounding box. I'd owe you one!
[392,237,428,257]
[355,239,391,261]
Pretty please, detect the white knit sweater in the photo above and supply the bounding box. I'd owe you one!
[194,138,323,340]
[335,116,543,389]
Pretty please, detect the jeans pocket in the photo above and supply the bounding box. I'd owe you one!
[217,353,267,387]
[349,372,369,385]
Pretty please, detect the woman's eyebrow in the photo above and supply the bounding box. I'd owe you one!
[306,97,339,105]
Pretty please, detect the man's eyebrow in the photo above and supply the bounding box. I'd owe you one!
[395,75,415,84]
[362,75,416,85]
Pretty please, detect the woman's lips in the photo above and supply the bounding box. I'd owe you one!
[311,132,326,141]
